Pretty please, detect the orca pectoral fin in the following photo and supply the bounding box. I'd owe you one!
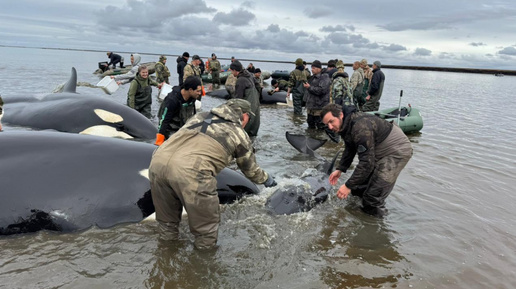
[285,131,327,157]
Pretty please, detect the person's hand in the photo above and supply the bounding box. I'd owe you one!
[303,82,310,88]
[110,76,115,79]
[154,133,165,146]
[274,87,279,92]
[336,184,351,199]
[329,170,341,185]
[263,174,277,188]
[366,95,371,101]
[158,82,164,89]
[116,81,122,85]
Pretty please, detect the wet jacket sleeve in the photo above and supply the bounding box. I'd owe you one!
[158,97,181,137]
[127,80,138,108]
[344,123,376,189]
[234,140,268,184]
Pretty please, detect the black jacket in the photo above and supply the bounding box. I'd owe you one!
[176,56,188,85]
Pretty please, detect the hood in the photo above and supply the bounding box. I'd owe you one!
[339,105,357,135]
[210,103,242,124]
[132,53,141,66]
[332,72,348,80]
[176,56,186,64]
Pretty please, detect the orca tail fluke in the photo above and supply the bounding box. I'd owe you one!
[62,67,78,93]
[285,131,327,157]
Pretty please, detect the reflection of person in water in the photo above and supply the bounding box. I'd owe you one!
[314,209,406,288]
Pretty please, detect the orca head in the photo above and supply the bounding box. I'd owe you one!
[265,184,315,215]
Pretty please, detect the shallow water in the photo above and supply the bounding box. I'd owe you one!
[1,47,516,288]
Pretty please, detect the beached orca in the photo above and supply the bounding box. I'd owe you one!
[0,131,259,235]
[206,88,231,99]
[265,132,340,215]
[260,90,287,104]
[2,67,157,140]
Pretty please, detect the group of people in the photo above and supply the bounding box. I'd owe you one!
[101,51,410,250]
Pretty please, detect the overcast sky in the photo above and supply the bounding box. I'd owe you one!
[1,0,516,69]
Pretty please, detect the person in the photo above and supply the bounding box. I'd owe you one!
[126,65,160,118]
[271,79,289,92]
[149,98,277,250]
[321,103,412,217]
[247,63,255,72]
[176,52,189,86]
[208,53,222,86]
[154,76,202,145]
[286,58,309,115]
[230,60,260,137]
[231,56,235,63]
[183,55,203,84]
[111,53,142,85]
[199,58,205,75]
[0,95,3,132]
[253,68,264,95]
[363,61,385,112]
[323,59,338,77]
[106,52,123,70]
[303,61,311,77]
[155,55,171,84]
[349,61,365,110]
[360,59,373,103]
[330,60,353,106]
[303,60,331,129]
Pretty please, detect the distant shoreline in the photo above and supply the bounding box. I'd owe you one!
[2,44,514,76]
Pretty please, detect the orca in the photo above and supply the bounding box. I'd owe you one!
[206,88,231,99]
[0,131,259,235]
[265,132,340,215]
[260,90,287,105]
[2,67,157,140]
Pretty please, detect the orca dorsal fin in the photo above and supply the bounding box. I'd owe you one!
[62,67,77,93]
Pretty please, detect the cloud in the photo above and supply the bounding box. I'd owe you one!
[320,25,347,32]
[383,44,407,52]
[97,0,216,29]
[213,7,256,26]
[498,46,516,56]
[303,6,333,18]
[469,42,486,47]
[414,48,432,56]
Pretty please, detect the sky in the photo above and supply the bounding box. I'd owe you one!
[1,0,516,69]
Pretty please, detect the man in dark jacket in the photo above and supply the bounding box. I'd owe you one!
[176,52,189,86]
[231,60,261,137]
[303,60,331,129]
[363,60,385,112]
[271,79,289,92]
[154,76,202,145]
[321,103,412,217]
[106,52,123,69]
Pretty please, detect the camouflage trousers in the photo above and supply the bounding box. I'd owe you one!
[351,125,412,217]
[150,165,220,250]
[211,71,221,85]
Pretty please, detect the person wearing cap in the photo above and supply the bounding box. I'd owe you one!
[253,68,264,95]
[349,61,365,110]
[286,58,309,115]
[154,76,202,145]
[208,53,222,86]
[360,59,373,99]
[149,98,277,250]
[303,60,331,129]
[271,79,289,92]
[155,55,170,84]
[176,52,189,86]
[183,55,203,84]
[330,60,352,106]
[230,60,261,137]
[111,53,142,85]
[363,61,385,112]
[321,103,412,218]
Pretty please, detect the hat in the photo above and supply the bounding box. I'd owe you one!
[311,60,322,69]
[271,79,278,85]
[226,99,255,116]
[327,59,336,67]
[373,60,381,68]
[211,53,216,57]
[231,56,235,59]
[295,58,303,66]
[360,59,368,67]
[182,52,190,58]
[159,55,167,62]
[336,60,345,69]
[254,68,261,73]
[192,55,200,60]
[230,60,243,72]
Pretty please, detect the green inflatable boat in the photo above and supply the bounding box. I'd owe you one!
[367,105,423,134]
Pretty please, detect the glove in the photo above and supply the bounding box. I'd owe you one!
[263,174,277,188]
[154,133,165,146]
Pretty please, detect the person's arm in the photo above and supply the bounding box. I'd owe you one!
[286,71,296,96]
[344,123,376,189]
[234,137,269,184]
[367,72,380,96]
[307,75,330,97]
[157,96,181,137]
[114,66,138,83]
[234,78,247,99]
[127,81,138,109]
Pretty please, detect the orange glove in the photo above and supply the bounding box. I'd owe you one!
[154,133,165,146]
[201,86,206,96]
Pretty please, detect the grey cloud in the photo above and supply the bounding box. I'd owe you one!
[304,7,333,18]
[469,42,486,47]
[213,8,256,26]
[241,1,255,9]
[414,48,432,56]
[327,32,369,46]
[267,24,280,33]
[383,44,407,52]
[498,46,516,56]
[97,0,216,29]
[320,25,347,32]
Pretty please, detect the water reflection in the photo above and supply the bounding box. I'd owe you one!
[312,202,410,288]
